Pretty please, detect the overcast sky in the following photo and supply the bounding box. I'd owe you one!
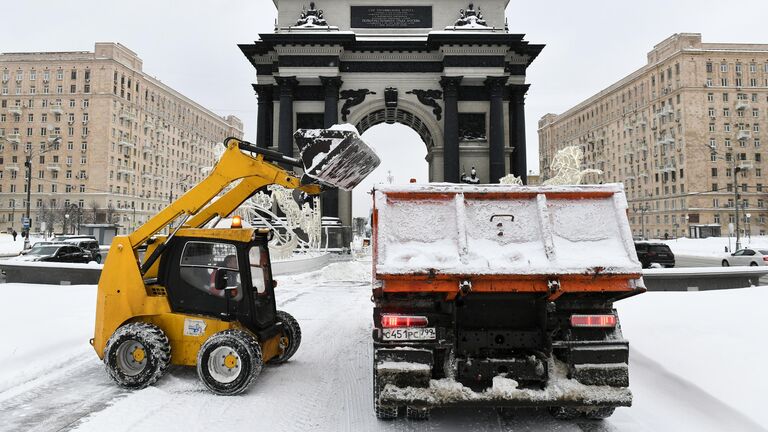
[3,0,767,217]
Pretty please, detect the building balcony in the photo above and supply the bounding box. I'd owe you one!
[50,105,64,115]
[6,133,21,143]
[144,120,155,130]
[46,163,61,172]
[737,131,751,141]
[7,106,22,115]
[735,100,750,110]
[118,167,134,176]
[6,164,20,172]
[48,135,61,142]
[142,172,153,180]
[119,109,136,122]
[119,140,136,149]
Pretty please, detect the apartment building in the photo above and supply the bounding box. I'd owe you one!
[539,33,768,240]
[0,43,243,234]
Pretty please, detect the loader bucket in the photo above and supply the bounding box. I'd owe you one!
[294,127,381,191]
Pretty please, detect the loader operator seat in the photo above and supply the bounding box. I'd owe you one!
[178,241,242,302]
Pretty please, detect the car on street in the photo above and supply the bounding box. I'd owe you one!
[634,241,675,268]
[10,244,93,263]
[721,248,768,267]
[61,238,101,263]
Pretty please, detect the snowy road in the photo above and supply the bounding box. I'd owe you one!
[0,260,765,432]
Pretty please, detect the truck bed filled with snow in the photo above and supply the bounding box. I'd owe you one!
[373,183,641,276]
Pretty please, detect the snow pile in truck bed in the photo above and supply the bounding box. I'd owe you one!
[374,183,641,276]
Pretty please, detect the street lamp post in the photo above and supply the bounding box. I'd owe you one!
[632,204,651,240]
[708,145,748,250]
[22,137,61,248]
[64,213,70,235]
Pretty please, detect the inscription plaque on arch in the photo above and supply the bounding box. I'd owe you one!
[350,6,432,28]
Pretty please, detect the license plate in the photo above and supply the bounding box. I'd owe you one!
[382,327,436,341]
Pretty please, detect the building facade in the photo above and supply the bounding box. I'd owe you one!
[539,33,768,240]
[0,43,243,235]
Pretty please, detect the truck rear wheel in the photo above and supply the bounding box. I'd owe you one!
[373,369,399,420]
[104,322,171,389]
[272,310,302,364]
[197,330,262,395]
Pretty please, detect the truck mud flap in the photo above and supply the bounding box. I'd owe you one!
[378,359,632,409]
[294,127,381,191]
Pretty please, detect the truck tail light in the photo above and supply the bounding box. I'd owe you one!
[381,315,428,328]
[570,314,617,328]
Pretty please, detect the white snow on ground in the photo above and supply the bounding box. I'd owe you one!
[617,287,768,426]
[0,284,95,393]
[0,260,766,431]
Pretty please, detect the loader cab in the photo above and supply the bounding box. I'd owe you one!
[157,229,277,332]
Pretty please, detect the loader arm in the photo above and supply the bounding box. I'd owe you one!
[127,138,318,249]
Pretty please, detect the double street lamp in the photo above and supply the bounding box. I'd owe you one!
[632,203,651,240]
[23,136,61,248]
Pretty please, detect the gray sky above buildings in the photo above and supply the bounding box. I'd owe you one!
[3,0,767,217]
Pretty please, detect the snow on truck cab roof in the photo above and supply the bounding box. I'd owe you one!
[372,183,641,277]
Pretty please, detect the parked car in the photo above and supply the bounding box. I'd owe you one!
[19,241,57,255]
[634,242,675,268]
[721,248,768,267]
[10,244,93,263]
[62,238,101,263]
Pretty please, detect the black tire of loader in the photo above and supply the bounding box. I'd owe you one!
[373,368,399,420]
[272,310,302,364]
[197,330,263,396]
[104,322,171,389]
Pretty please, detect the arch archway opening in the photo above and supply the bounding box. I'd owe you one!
[352,122,429,219]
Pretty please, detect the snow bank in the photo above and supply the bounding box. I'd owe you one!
[374,184,641,276]
[661,236,768,258]
[619,287,768,426]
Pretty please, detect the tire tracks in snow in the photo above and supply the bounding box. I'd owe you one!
[0,353,126,432]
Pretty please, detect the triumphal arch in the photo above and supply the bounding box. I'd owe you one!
[239,0,543,225]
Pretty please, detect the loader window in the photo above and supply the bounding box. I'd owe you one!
[179,241,242,301]
[248,246,268,294]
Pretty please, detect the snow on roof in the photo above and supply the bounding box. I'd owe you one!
[374,183,641,276]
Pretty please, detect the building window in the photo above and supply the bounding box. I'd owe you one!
[721,78,728,87]
[714,214,720,223]
[712,167,718,177]
[708,108,716,117]
[721,63,728,73]
[707,93,714,102]
[725,124,731,133]
[712,183,718,191]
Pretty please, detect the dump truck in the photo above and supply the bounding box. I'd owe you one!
[92,128,379,395]
[370,183,645,420]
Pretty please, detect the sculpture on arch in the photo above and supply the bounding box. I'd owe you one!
[455,3,488,27]
[340,89,376,122]
[406,89,443,121]
[296,2,328,27]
